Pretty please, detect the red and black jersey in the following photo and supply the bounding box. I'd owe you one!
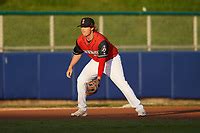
[73,31,118,78]
[73,31,118,62]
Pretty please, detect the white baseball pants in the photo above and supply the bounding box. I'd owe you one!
[77,54,144,112]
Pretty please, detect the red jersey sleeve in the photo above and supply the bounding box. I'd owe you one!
[98,57,106,78]
[97,40,109,78]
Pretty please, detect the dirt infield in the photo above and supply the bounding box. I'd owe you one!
[0,106,199,120]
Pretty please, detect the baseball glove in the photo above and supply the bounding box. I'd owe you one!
[85,79,100,96]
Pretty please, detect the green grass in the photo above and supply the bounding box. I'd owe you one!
[0,119,199,133]
[152,16,194,45]
[1,0,200,51]
[104,16,147,46]
[0,0,200,11]
[4,16,49,47]
[3,15,200,49]
[0,100,128,108]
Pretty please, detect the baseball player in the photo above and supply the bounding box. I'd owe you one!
[66,17,146,117]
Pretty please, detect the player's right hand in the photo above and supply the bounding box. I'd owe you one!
[66,67,73,78]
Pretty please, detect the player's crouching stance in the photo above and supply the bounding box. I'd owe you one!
[66,17,146,117]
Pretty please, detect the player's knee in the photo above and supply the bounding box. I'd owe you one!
[77,76,86,85]
[111,77,127,84]
[111,78,130,88]
[77,76,83,83]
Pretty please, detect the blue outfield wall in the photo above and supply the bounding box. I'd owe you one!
[173,52,200,99]
[39,53,72,99]
[141,52,172,97]
[0,51,199,100]
[3,53,38,99]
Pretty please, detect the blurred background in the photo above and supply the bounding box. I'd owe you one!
[0,0,200,51]
[0,0,200,101]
